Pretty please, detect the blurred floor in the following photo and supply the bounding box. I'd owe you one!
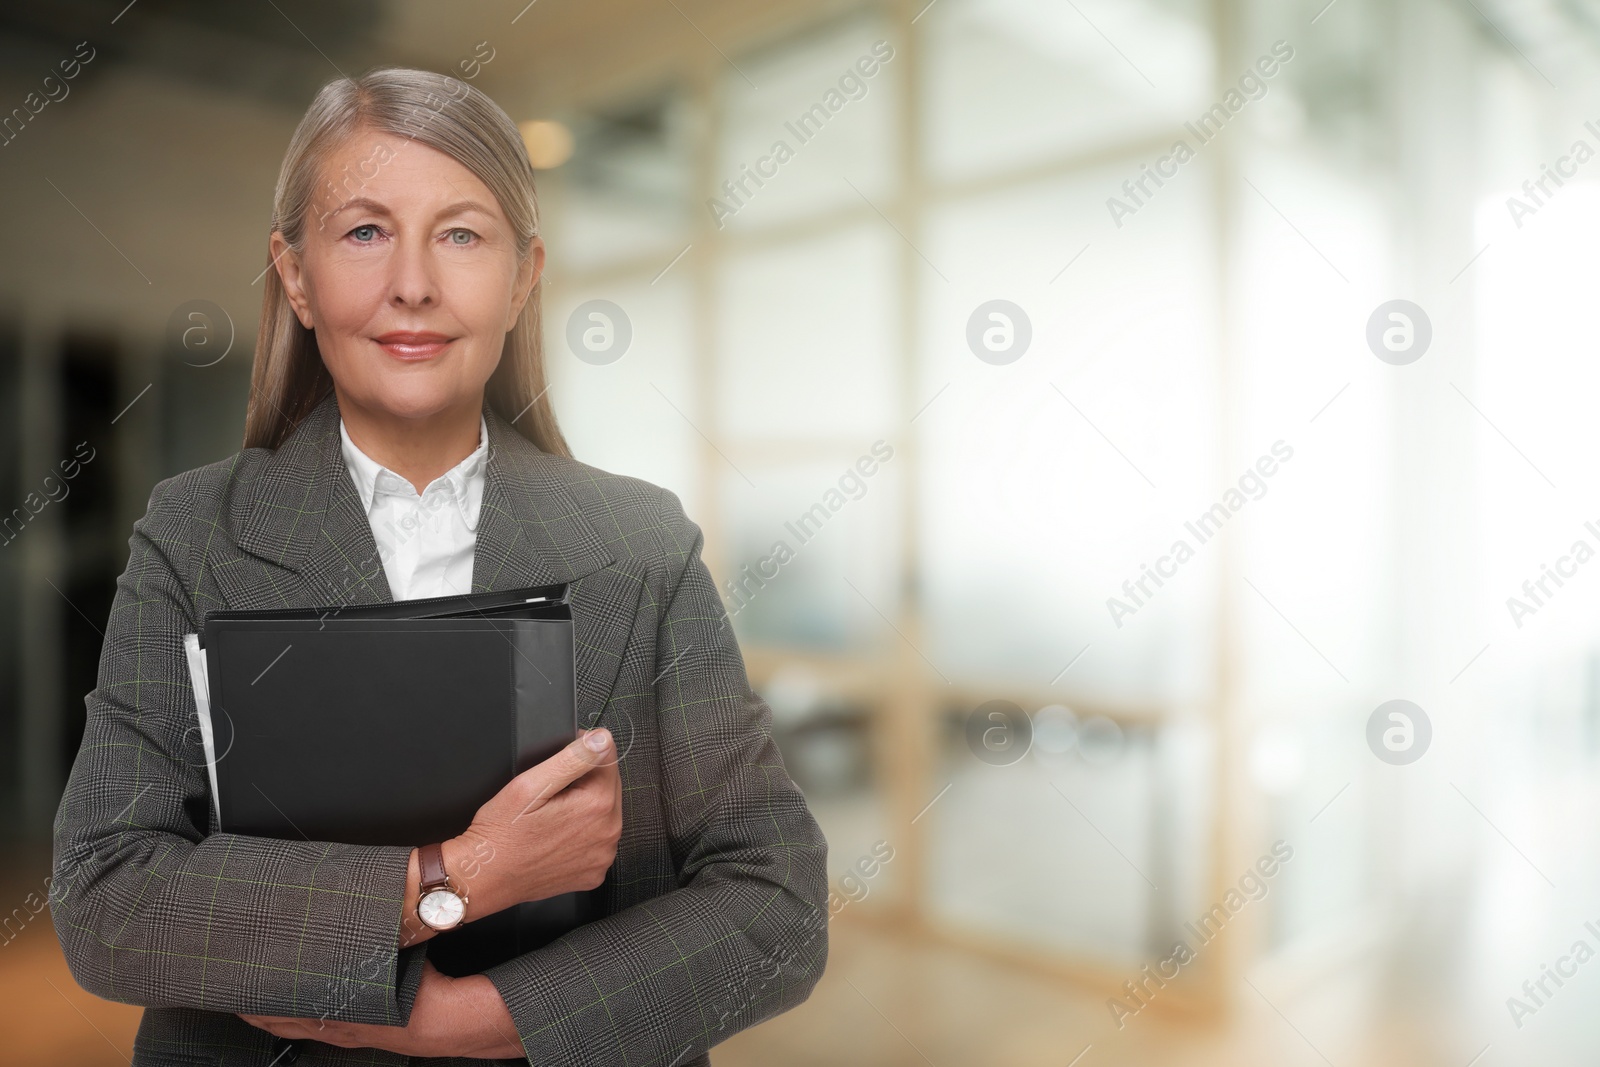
[722,917,1426,1067]
[5,905,1447,1067]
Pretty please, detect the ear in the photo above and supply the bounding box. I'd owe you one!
[505,237,545,330]
[270,231,315,330]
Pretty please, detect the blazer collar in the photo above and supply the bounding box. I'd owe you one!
[235,391,615,607]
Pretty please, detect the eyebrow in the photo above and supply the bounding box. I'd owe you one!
[326,196,497,221]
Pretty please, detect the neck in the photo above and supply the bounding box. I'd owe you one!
[336,389,484,494]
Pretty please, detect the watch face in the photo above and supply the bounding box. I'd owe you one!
[418,889,466,930]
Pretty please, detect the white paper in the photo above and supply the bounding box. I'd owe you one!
[183,633,221,823]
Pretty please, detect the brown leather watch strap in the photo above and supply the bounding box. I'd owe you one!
[418,842,450,893]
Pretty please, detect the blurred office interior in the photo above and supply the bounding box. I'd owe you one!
[4,0,1600,1063]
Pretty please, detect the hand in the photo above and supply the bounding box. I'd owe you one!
[445,728,623,920]
[240,959,523,1058]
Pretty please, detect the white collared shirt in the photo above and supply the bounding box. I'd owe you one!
[338,416,488,602]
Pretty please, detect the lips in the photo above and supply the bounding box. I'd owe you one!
[373,331,455,360]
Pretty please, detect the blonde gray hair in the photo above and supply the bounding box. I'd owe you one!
[245,67,568,457]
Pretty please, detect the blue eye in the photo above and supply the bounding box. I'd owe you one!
[447,228,477,245]
[348,224,380,242]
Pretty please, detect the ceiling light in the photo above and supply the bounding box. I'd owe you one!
[519,119,574,169]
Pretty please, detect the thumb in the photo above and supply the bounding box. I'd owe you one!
[513,730,613,817]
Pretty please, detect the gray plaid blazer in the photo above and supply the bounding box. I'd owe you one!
[50,392,829,1066]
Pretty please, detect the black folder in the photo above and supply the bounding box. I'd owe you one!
[196,583,596,976]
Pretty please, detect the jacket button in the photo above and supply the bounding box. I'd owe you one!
[271,1037,300,1063]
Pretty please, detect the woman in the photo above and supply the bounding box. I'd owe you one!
[50,68,828,1065]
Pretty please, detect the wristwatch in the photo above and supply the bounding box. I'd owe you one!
[415,842,469,931]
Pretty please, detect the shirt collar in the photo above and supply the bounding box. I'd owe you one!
[338,415,489,532]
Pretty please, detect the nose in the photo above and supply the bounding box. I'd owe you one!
[387,229,438,308]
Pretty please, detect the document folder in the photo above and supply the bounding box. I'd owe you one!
[189,583,595,976]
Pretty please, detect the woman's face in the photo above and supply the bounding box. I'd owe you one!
[271,128,542,424]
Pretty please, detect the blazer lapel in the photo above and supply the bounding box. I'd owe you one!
[229,392,393,610]
[474,405,640,729]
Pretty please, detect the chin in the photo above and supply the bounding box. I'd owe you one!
[353,381,476,422]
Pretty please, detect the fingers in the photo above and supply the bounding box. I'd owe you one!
[240,1014,389,1050]
[577,755,624,827]
[239,1014,307,1038]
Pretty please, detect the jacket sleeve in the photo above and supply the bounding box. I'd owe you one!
[482,503,830,1065]
[49,477,429,1023]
